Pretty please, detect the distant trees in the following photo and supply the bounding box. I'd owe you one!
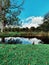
[30,27,35,31]
[4,27,36,32]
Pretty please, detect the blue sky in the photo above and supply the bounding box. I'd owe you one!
[10,0,49,28]
[19,0,49,19]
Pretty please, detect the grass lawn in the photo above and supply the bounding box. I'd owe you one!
[0,44,49,65]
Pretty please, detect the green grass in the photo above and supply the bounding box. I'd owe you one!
[0,31,48,37]
[0,44,49,65]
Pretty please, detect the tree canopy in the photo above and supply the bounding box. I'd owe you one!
[0,0,24,32]
[36,12,49,32]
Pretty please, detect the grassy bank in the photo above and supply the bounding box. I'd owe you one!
[0,31,49,37]
[0,44,49,65]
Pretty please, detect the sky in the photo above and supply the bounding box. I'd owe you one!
[10,0,49,28]
[19,0,49,19]
[21,16,43,28]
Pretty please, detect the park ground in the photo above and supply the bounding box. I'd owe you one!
[0,44,49,65]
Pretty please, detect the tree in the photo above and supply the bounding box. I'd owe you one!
[0,0,10,32]
[30,27,35,31]
[0,0,10,43]
[41,12,49,31]
[38,12,49,32]
[0,0,24,43]
[0,0,24,32]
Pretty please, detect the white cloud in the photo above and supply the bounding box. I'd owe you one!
[21,16,44,28]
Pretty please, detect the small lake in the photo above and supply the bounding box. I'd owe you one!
[0,37,44,44]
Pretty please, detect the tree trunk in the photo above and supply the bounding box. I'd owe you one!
[2,37,5,43]
[0,5,5,43]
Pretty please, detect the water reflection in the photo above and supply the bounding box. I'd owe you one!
[30,38,43,44]
[0,38,2,43]
[4,37,43,44]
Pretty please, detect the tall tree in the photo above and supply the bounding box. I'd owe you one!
[0,0,24,32]
[0,0,10,32]
[0,0,24,43]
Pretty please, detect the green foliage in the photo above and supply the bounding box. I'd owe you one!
[0,31,48,37]
[0,44,49,65]
[0,0,24,32]
[6,0,24,25]
[38,12,49,32]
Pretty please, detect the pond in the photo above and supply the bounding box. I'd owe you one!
[0,37,44,44]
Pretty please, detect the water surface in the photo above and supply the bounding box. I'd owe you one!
[4,37,43,44]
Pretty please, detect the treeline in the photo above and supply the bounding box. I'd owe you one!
[2,25,49,32]
[3,27,35,32]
